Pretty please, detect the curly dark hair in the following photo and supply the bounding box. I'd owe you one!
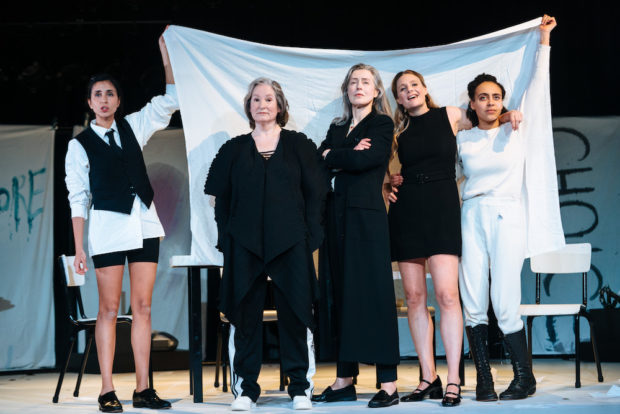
[466,73,507,127]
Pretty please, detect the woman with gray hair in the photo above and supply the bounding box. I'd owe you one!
[313,63,400,408]
[205,77,326,411]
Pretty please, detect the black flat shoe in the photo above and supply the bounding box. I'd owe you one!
[441,383,462,407]
[132,388,172,409]
[311,385,357,402]
[368,390,399,408]
[400,377,443,402]
[98,391,123,413]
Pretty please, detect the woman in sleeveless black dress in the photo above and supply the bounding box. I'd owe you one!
[387,70,521,407]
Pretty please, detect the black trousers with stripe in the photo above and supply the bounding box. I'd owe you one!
[229,274,314,402]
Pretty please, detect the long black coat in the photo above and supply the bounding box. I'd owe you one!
[317,111,400,365]
[204,129,326,328]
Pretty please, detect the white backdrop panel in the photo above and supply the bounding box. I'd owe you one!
[0,125,55,370]
[163,18,545,264]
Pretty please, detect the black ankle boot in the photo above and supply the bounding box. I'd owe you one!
[500,328,536,400]
[466,325,498,401]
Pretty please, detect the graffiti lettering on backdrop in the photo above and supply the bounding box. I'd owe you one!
[542,127,603,347]
[0,167,46,239]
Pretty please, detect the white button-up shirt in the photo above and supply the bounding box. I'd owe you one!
[65,84,179,256]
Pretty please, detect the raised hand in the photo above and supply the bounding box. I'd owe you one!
[539,14,556,46]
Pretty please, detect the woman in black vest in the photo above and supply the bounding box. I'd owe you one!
[65,32,178,412]
[204,78,325,411]
[312,63,400,408]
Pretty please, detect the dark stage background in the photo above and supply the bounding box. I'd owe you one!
[1,0,618,128]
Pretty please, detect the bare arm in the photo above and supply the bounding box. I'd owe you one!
[446,106,472,135]
[159,28,175,85]
[71,217,88,275]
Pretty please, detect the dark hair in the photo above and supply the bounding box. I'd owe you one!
[86,73,124,119]
[243,77,289,129]
[466,73,507,127]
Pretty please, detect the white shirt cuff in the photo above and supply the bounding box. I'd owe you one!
[165,84,177,98]
[70,204,89,219]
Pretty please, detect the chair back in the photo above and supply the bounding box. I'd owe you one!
[59,255,85,287]
[58,255,88,321]
[529,243,591,306]
[530,243,591,274]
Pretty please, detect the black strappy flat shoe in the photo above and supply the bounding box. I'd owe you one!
[441,383,462,407]
[400,377,443,402]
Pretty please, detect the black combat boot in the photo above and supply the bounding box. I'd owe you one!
[466,325,498,401]
[500,328,536,400]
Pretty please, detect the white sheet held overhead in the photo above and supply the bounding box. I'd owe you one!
[164,18,563,264]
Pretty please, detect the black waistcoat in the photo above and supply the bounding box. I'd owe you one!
[75,118,154,214]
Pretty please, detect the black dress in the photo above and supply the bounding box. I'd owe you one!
[388,107,461,261]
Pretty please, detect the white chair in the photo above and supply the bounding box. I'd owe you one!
[519,243,604,388]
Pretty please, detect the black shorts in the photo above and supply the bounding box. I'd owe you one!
[92,237,160,269]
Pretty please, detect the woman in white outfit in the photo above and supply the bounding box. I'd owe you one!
[65,30,178,413]
[457,15,560,402]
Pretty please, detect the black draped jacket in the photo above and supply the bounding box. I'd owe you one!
[204,129,326,327]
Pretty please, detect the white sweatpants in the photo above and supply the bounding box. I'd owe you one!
[459,196,525,335]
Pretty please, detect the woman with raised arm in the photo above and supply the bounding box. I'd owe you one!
[457,15,560,401]
[65,31,177,412]
[312,63,400,408]
[204,78,325,411]
[387,68,521,406]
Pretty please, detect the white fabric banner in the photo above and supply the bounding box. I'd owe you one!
[0,125,55,370]
[164,18,547,264]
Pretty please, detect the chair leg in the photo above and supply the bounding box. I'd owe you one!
[215,322,223,388]
[527,316,535,367]
[575,315,581,388]
[279,359,285,392]
[459,338,465,386]
[74,331,93,397]
[223,324,229,393]
[53,334,77,403]
[432,314,437,369]
[148,348,154,389]
[582,311,604,382]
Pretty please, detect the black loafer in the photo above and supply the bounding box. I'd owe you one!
[368,390,399,408]
[311,385,357,402]
[401,377,443,402]
[98,390,123,413]
[132,388,172,409]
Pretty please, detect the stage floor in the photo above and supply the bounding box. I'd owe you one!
[1,360,618,413]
